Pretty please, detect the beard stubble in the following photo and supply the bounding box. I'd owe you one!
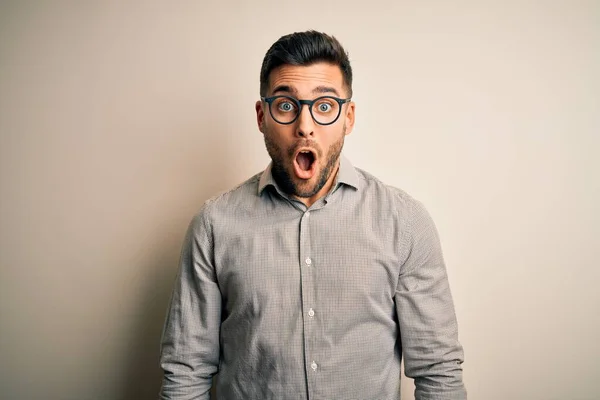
[263,125,346,199]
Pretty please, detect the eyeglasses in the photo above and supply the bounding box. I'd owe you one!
[261,95,351,126]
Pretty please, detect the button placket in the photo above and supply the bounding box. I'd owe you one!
[299,209,318,392]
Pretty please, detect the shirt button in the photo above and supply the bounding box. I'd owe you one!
[305,211,310,218]
[311,361,318,371]
[308,308,315,317]
[305,257,312,266]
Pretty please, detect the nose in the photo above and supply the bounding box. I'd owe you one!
[296,104,315,137]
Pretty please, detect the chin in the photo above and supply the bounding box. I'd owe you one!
[293,179,323,198]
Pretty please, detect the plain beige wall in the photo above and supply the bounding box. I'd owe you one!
[1,1,599,399]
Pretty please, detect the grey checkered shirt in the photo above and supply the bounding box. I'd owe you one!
[159,156,466,400]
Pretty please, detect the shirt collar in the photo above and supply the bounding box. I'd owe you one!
[258,154,359,195]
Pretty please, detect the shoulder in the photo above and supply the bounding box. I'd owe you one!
[354,167,442,264]
[354,167,426,217]
[190,171,263,229]
[353,167,438,240]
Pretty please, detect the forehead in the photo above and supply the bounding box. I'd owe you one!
[268,62,345,96]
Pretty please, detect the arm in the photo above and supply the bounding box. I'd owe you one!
[394,200,467,400]
[159,210,221,400]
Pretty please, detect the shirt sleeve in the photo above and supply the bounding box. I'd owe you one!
[394,199,467,400]
[159,209,222,400]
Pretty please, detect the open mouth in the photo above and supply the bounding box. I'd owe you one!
[297,150,315,171]
[293,149,317,179]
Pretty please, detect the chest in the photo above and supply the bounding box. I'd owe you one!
[212,207,401,316]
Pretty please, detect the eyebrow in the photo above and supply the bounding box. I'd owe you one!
[271,85,297,95]
[312,85,340,96]
[271,85,341,97]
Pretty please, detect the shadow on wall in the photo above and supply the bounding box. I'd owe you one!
[117,113,238,400]
[118,246,181,400]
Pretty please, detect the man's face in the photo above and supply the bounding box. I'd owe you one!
[256,62,355,204]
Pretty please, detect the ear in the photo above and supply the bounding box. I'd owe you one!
[343,101,355,136]
[256,100,266,134]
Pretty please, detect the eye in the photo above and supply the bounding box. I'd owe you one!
[316,101,333,113]
[277,101,296,112]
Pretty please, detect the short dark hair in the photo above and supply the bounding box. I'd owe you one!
[259,30,353,97]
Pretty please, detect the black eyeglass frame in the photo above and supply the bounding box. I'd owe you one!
[261,95,352,126]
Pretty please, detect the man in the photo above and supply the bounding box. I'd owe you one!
[160,31,466,399]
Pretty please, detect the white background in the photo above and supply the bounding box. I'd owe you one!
[1,1,599,399]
